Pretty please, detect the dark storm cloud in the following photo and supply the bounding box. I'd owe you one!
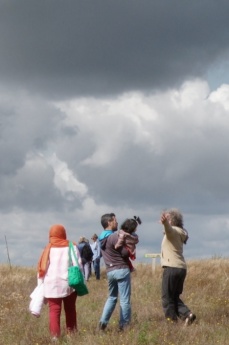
[0,159,59,212]
[75,140,229,216]
[0,91,84,212]
[0,91,64,173]
[0,1,229,98]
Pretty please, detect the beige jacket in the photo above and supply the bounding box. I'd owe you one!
[161,223,187,269]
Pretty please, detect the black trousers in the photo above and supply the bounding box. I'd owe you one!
[162,266,190,321]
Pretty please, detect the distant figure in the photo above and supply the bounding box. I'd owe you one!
[77,237,93,281]
[37,224,82,340]
[90,234,101,280]
[98,213,132,331]
[115,216,141,272]
[160,208,196,325]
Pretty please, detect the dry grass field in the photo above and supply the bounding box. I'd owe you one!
[1,258,229,345]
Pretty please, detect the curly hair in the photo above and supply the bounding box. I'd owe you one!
[165,208,184,228]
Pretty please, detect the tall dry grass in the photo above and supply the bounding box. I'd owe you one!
[1,258,229,345]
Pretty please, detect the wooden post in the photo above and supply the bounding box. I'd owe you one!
[145,253,161,273]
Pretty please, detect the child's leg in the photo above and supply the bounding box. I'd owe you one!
[128,259,135,272]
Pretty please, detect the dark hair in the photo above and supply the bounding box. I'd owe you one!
[120,216,141,234]
[101,213,115,229]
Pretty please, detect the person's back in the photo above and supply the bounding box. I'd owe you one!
[78,237,92,281]
[90,234,101,280]
[161,224,186,269]
[115,230,139,254]
[80,242,93,263]
[44,246,71,297]
[99,213,135,331]
[101,232,129,271]
[160,209,196,325]
[36,224,81,339]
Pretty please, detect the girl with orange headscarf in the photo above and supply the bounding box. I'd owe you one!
[37,224,82,340]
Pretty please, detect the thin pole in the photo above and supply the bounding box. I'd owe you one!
[4,235,12,269]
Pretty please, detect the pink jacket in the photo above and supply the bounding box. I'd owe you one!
[40,245,82,298]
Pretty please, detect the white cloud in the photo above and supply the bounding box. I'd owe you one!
[45,152,88,198]
[55,79,229,164]
[209,84,229,110]
[170,79,210,109]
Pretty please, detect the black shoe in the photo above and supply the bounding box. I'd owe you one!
[185,313,196,326]
[98,322,107,330]
[118,323,130,332]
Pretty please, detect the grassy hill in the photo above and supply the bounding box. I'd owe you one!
[1,258,229,345]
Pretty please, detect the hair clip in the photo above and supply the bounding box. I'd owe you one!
[133,216,142,225]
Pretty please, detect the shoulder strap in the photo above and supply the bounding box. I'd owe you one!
[69,241,79,266]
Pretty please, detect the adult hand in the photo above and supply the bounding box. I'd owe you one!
[160,213,168,224]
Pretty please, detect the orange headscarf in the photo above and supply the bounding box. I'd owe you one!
[38,224,69,278]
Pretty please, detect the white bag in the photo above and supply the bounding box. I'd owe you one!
[29,282,45,317]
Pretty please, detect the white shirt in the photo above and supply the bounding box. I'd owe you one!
[90,240,100,261]
[42,245,82,298]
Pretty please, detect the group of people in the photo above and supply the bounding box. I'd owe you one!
[77,234,101,281]
[33,208,196,340]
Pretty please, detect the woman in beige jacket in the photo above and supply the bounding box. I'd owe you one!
[160,208,196,325]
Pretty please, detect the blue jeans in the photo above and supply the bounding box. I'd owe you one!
[100,268,131,328]
[93,258,100,280]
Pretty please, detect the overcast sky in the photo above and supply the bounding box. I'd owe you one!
[1,0,229,267]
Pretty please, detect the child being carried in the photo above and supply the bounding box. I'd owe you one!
[115,216,141,272]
